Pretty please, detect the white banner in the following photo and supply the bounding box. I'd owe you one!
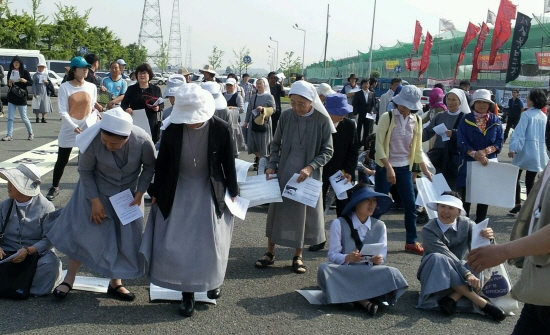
[505,75,550,89]
[546,0,550,13]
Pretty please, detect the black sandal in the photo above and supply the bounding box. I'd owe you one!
[53,282,73,300]
[292,256,306,274]
[365,302,378,316]
[255,252,275,268]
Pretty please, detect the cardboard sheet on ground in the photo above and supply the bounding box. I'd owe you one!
[471,218,491,250]
[296,290,326,305]
[282,173,323,208]
[61,270,110,293]
[466,161,518,208]
[239,174,283,207]
[132,109,152,137]
[329,170,353,200]
[149,284,216,304]
[234,158,253,183]
[109,189,144,225]
[224,190,249,220]
[416,174,451,219]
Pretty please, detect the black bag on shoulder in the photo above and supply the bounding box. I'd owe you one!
[250,95,267,133]
[0,200,40,299]
[9,85,26,98]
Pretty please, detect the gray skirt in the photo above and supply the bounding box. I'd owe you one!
[317,262,409,305]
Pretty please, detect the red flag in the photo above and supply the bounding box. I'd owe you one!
[412,20,423,55]
[471,22,490,82]
[489,0,517,65]
[454,22,481,82]
[418,31,433,80]
[405,58,411,71]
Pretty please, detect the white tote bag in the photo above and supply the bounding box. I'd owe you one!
[480,263,519,314]
[31,96,40,109]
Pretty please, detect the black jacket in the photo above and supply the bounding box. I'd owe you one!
[153,116,239,219]
[322,118,359,182]
[7,56,32,105]
[352,90,375,120]
[121,83,164,114]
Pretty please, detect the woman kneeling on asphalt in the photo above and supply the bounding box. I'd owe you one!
[416,192,506,321]
[317,184,409,316]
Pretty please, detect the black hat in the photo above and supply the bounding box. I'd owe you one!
[347,73,358,82]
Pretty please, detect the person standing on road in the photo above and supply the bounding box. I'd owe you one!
[508,89,549,215]
[267,71,286,135]
[373,85,433,256]
[141,84,238,317]
[256,80,334,274]
[2,55,33,141]
[178,67,192,83]
[121,63,163,143]
[240,73,254,103]
[504,89,525,143]
[224,78,246,156]
[46,56,99,201]
[101,61,127,109]
[47,108,155,302]
[32,62,53,124]
[352,78,376,145]
[340,73,360,107]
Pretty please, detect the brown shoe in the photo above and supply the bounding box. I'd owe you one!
[405,242,424,255]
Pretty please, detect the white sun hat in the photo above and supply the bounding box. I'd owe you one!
[168,83,215,125]
[470,89,494,106]
[0,164,42,196]
[426,194,466,216]
[318,83,336,96]
[201,81,227,110]
[392,85,423,111]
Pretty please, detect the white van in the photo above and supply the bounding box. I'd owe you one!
[0,49,46,100]
[46,60,70,78]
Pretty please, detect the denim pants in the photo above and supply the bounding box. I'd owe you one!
[7,102,33,136]
[374,165,418,244]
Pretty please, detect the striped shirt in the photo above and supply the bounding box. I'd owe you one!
[388,109,416,167]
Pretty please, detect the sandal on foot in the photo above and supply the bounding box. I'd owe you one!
[254,252,275,268]
[53,282,73,300]
[292,256,306,274]
[365,302,378,316]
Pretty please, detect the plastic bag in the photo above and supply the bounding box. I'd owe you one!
[480,263,519,314]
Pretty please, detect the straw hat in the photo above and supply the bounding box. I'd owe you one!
[0,164,42,197]
[254,106,274,126]
[200,64,217,75]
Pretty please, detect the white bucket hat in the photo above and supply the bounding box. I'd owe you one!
[426,195,466,216]
[168,83,215,125]
[392,85,423,111]
[225,78,237,86]
[318,83,336,96]
[0,164,42,197]
[201,81,227,110]
[37,62,46,68]
[470,89,494,106]
[200,64,216,75]
[75,107,134,153]
[164,74,187,98]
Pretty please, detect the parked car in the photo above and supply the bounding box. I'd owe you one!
[0,48,46,101]
[248,78,258,88]
[46,60,70,78]
[420,87,433,106]
[151,72,164,85]
[29,72,60,98]
[333,85,344,92]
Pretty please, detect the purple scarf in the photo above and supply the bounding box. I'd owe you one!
[429,88,447,110]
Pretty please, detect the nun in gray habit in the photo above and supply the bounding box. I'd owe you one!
[257,80,334,274]
[0,164,62,296]
[317,184,408,316]
[140,84,238,318]
[416,193,506,321]
[47,108,156,301]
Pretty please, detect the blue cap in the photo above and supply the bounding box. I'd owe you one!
[341,185,393,218]
[325,93,353,116]
[70,56,92,69]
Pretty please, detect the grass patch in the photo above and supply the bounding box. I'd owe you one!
[281,97,290,103]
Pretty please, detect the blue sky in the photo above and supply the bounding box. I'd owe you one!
[9,0,546,71]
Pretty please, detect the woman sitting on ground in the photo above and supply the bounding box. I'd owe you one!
[317,184,409,316]
[416,192,506,321]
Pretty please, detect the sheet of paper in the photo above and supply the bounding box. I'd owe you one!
[85,111,98,128]
[466,161,518,208]
[471,218,491,250]
[432,123,450,141]
[295,290,326,305]
[239,174,283,207]
[147,97,164,107]
[61,270,110,293]
[234,158,253,183]
[257,157,268,175]
[224,190,249,220]
[132,109,152,137]
[149,284,216,304]
[109,189,143,225]
[0,250,21,264]
[10,70,19,82]
[368,175,375,185]
[365,113,376,120]
[360,243,385,256]
[416,174,452,219]
[282,173,323,208]
[328,170,353,200]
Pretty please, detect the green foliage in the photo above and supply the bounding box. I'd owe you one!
[156,42,169,72]
[207,46,224,70]
[369,70,380,78]
[230,46,252,75]
[279,51,302,78]
[0,1,148,69]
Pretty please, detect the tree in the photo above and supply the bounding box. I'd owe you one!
[370,70,380,78]
[207,46,224,70]
[156,42,169,71]
[279,51,302,78]
[125,43,147,71]
[230,46,252,75]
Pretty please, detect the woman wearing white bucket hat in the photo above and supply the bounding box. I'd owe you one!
[417,192,506,321]
[0,164,62,297]
[141,84,238,317]
[47,108,156,302]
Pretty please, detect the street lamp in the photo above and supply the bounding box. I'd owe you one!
[267,50,274,71]
[270,36,279,71]
[292,24,306,74]
[268,45,276,71]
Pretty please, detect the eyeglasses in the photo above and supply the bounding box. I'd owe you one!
[290,101,310,108]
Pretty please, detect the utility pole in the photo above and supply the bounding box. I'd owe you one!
[367,0,377,78]
[323,4,330,78]
[138,0,164,68]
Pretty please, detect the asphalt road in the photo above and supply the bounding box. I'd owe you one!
[0,98,524,335]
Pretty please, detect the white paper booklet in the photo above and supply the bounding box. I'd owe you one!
[224,190,249,220]
[328,170,353,200]
[109,189,144,225]
[416,174,451,219]
[471,218,491,250]
[239,174,283,207]
[282,173,323,208]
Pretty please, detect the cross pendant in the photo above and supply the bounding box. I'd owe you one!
[194,158,197,167]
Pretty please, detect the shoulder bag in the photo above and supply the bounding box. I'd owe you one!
[9,84,26,98]
[250,95,267,133]
[0,200,40,299]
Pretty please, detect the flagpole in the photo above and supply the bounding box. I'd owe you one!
[323,4,329,79]
[367,0,377,78]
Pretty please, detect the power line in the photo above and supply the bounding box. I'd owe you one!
[168,0,182,69]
